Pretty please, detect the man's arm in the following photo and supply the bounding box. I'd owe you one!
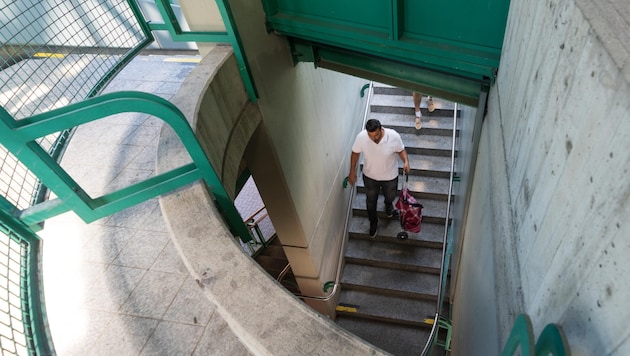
[398,149,410,173]
[348,151,360,185]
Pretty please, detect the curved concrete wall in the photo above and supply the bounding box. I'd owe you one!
[156,46,386,355]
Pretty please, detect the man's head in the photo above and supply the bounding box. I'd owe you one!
[365,119,383,143]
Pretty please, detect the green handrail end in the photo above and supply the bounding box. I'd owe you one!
[535,323,570,356]
[501,313,535,356]
[360,83,370,97]
[323,281,335,293]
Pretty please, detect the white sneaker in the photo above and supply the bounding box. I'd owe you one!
[415,111,422,130]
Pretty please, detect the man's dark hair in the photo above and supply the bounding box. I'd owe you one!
[365,119,381,132]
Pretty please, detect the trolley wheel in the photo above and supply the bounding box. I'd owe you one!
[397,231,408,239]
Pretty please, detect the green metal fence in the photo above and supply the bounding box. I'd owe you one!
[0,0,260,353]
[0,0,151,210]
[0,0,152,353]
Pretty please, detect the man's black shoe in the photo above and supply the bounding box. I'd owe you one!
[369,220,378,237]
[386,208,399,218]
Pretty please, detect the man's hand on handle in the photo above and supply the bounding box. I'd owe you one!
[348,170,357,186]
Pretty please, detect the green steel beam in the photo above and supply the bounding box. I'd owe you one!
[146,0,258,102]
[267,13,500,81]
[261,0,510,97]
[0,91,253,242]
[301,42,482,106]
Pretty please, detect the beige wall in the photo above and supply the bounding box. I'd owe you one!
[453,0,630,354]
[180,0,367,315]
[229,0,367,314]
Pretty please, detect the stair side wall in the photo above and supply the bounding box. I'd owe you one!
[229,0,368,317]
[452,0,630,354]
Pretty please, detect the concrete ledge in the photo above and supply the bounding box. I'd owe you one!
[157,46,387,355]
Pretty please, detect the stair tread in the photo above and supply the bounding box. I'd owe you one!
[399,133,454,151]
[341,264,440,297]
[371,111,456,131]
[352,193,449,219]
[335,317,437,356]
[256,244,287,259]
[348,216,444,244]
[338,289,437,324]
[345,238,442,270]
[254,255,290,273]
[356,174,451,197]
[370,93,457,112]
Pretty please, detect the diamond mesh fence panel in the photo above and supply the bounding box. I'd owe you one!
[0,0,150,209]
[0,1,152,354]
[0,231,29,356]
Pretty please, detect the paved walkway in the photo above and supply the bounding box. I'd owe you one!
[38,53,260,355]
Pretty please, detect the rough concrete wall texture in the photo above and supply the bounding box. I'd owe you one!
[474,0,630,354]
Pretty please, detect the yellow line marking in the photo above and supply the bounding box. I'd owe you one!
[163,57,201,63]
[33,52,64,58]
[335,305,358,313]
[424,318,435,325]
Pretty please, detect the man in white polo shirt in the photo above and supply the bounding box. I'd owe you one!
[348,119,410,237]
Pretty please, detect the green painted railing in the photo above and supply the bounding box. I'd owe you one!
[0,1,261,353]
[148,0,258,102]
[1,91,252,243]
[502,314,570,356]
[261,0,510,106]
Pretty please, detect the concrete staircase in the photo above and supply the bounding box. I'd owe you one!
[254,237,302,295]
[335,84,456,356]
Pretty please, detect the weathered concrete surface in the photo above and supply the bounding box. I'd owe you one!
[157,47,388,355]
[453,0,630,354]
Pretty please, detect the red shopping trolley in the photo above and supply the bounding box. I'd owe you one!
[394,172,423,239]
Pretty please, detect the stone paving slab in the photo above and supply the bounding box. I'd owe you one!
[38,52,254,356]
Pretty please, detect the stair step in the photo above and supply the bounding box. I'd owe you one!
[371,83,412,96]
[254,255,290,277]
[335,317,442,356]
[400,133,454,156]
[337,289,436,326]
[340,264,440,300]
[256,244,287,259]
[405,154,452,178]
[370,93,458,117]
[348,216,444,247]
[345,238,442,273]
[352,193,450,225]
[356,175,451,200]
[370,112,457,136]
[359,154,453,179]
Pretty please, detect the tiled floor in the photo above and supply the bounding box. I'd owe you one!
[38,53,262,355]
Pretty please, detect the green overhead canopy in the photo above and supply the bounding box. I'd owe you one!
[261,0,510,104]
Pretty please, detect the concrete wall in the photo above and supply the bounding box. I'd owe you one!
[228,0,368,315]
[452,0,630,354]
[178,0,367,315]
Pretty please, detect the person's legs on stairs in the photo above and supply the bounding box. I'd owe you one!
[413,92,423,130]
[383,177,399,218]
[363,175,379,236]
[427,96,435,112]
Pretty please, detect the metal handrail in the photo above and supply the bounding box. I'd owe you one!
[290,82,374,302]
[421,103,458,355]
